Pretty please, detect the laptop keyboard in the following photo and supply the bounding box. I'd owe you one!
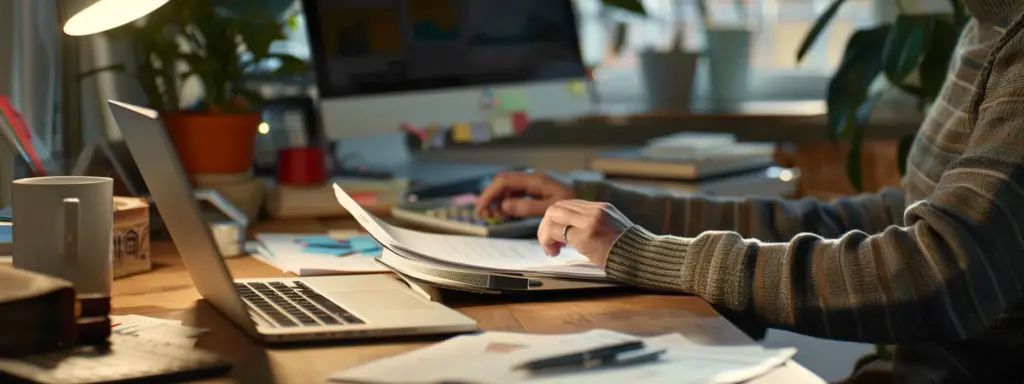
[235,281,365,328]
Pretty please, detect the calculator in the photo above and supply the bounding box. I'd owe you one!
[391,195,540,238]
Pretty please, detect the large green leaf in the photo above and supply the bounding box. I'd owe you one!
[826,26,889,140]
[918,19,959,102]
[600,0,646,15]
[796,0,848,63]
[845,91,888,192]
[882,15,934,85]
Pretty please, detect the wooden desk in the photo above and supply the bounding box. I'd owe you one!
[111,219,825,383]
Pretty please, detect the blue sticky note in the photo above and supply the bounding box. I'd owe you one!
[348,237,381,253]
[302,245,355,256]
[295,235,342,247]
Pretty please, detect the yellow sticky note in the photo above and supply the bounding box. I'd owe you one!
[490,115,514,138]
[567,80,586,97]
[496,89,527,111]
[452,122,472,143]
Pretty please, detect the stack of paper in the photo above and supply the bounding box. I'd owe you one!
[332,185,606,281]
[110,314,208,347]
[328,329,797,384]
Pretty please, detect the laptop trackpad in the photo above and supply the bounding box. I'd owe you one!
[331,290,433,311]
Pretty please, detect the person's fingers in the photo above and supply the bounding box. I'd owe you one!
[476,176,511,215]
[543,203,587,229]
[500,198,550,217]
[537,216,564,256]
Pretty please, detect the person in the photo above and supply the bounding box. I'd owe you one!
[475,1,1024,383]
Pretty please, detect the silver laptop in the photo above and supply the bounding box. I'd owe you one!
[107,100,477,343]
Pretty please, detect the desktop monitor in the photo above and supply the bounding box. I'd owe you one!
[302,0,594,140]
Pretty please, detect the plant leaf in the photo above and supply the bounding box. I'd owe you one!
[845,91,887,192]
[882,15,934,85]
[918,19,960,102]
[77,64,126,82]
[600,0,646,15]
[268,54,307,76]
[897,132,916,175]
[796,0,847,63]
[826,26,889,140]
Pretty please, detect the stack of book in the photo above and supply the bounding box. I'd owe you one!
[590,132,797,197]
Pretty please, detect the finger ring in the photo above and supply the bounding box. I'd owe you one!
[562,225,571,244]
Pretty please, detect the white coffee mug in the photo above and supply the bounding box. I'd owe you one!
[12,176,114,297]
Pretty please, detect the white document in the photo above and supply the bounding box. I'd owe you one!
[328,329,797,384]
[253,233,390,275]
[110,314,209,347]
[332,184,605,279]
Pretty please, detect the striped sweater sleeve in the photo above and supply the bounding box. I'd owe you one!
[573,181,907,243]
[592,25,1024,344]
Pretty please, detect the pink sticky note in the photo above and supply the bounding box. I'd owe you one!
[400,122,427,141]
[450,193,478,206]
[511,112,530,134]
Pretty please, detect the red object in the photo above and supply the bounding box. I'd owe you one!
[511,111,530,134]
[278,147,327,186]
[0,95,47,175]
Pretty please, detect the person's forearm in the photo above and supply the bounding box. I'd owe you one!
[606,189,1024,343]
[574,180,906,241]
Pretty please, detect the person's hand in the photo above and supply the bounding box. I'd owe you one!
[475,172,574,218]
[537,200,634,267]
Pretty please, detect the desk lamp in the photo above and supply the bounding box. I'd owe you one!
[63,0,170,36]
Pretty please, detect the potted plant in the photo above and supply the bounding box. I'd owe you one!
[698,0,753,104]
[796,0,969,190]
[80,0,306,176]
[636,0,705,112]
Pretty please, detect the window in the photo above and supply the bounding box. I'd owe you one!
[578,0,881,101]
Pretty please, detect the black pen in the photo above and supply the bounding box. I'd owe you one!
[526,347,668,375]
[515,340,645,372]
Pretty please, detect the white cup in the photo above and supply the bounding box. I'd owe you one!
[12,176,114,297]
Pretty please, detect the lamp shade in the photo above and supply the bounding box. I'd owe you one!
[63,0,170,36]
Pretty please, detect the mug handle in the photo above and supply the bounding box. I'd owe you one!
[63,197,80,261]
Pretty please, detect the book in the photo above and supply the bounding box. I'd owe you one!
[590,143,775,181]
[266,178,408,219]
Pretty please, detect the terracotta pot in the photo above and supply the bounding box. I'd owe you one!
[161,113,260,175]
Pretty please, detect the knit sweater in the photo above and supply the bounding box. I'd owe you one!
[576,1,1024,382]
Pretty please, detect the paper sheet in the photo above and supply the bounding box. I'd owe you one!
[328,330,797,384]
[110,314,209,348]
[332,184,604,279]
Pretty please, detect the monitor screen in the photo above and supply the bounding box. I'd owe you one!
[303,0,586,99]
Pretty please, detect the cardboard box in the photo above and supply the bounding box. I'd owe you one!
[112,196,150,279]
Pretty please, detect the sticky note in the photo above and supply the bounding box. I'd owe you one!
[420,125,439,150]
[303,245,354,256]
[400,122,426,141]
[496,89,527,111]
[480,88,496,109]
[567,80,586,97]
[347,237,381,253]
[294,236,342,247]
[452,122,473,143]
[470,121,492,143]
[511,111,530,134]
[490,115,514,138]
[429,127,448,148]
